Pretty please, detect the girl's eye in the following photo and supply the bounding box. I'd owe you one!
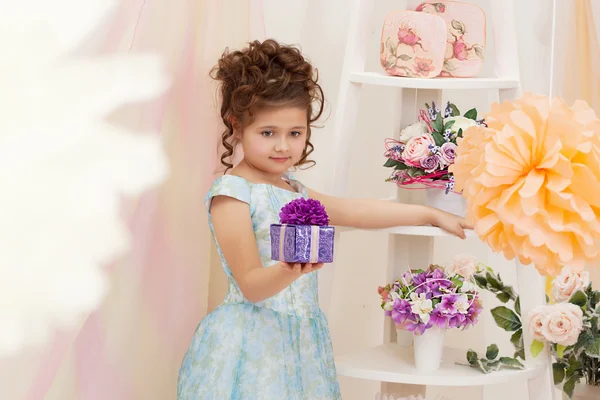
[290,131,301,137]
[261,130,274,137]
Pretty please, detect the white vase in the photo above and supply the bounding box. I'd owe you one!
[565,383,600,400]
[412,327,445,373]
[424,187,466,217]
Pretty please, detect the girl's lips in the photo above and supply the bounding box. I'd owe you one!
[270,157,290,163]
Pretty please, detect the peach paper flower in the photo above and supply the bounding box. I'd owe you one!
[449,93,600,276]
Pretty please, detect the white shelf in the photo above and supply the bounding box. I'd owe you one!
[335,344,545,386]
[384,226,477,237]
[349,72,520,90]
[337,225,477,238]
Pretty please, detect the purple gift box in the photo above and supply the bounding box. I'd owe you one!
[270,224,335,263]
[270,197,335,263]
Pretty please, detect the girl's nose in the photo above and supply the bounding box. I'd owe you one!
[274,137,289,152]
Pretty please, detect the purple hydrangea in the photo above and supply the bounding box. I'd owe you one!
[279,198,329,226]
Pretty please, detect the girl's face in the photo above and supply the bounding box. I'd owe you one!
[237,106,308,176]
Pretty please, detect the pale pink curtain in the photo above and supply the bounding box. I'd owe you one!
[1,1,263,399]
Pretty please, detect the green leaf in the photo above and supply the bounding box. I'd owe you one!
[386,38,396,55]
[473,274,488,288]
[476,359,491,374]
[464,108,478,120]
[496,292,511,303]
[510,330,524,359]
[563,375,578,398]
[569,290,587,308]
[515,296,521,316]
[530,340,544,358]
[473,46,484,59]
[486,344,499,360]
[467,350,478,365]
[553,362,565,384]
[451,20,466,35]
[486,272,502,289]
[384,159,402,168]
[491,306,522,332]
[399,54,412,61]
[556,344,567,358]
[386,56,395,68]
[457,128,464,138]
[432,113,443,134]
[449,103,460,117]
[443,60,457,72]
[432,131,445,146]
[498,357,525,369]
[443,120,456,131]
[575,329,600,357]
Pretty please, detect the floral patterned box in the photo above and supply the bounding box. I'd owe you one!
[416,1,486,77]
[380,10,448,78]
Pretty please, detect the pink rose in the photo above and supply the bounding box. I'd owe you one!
[528,305,549,343]
[402,133,435,166]
[552,266,590,302]
[440,142,457,165]
[446,254,478,279]
[397,26,419,46]
[541,303,583,346]
[453,38,468,61]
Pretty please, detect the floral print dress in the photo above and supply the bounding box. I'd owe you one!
[177,174,341,400]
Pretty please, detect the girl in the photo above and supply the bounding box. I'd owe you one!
[177,39,472,399]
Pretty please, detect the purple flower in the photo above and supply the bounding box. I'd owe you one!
[385,145,404,161]
[420,155,441,173]
[279,198,329,226]
[391,299,413,325]
[440,294,459,314]
[429,305,448,329]
[440,142,457,165]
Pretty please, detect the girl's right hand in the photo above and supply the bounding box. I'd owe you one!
[280,262,324,275]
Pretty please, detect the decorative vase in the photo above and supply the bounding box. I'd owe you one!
[395,326,413,348]
[415,1,486,77]
[566,383,600,400]
[380,10,448,78]
[424,187,466,217]
[413,327,445,372]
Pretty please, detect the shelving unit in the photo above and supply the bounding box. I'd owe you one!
[324,1,556,399]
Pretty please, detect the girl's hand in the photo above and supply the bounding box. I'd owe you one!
[430,209,474,239]
[280,262,324,275]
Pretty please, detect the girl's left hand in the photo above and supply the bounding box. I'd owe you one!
[431,209,474,239]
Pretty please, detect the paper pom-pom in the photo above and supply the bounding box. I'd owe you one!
[450,92,600,276]
[279,198,329,226]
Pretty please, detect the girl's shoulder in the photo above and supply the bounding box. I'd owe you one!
[204,175,253,209]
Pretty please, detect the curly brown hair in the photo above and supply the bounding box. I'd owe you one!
[210,39,325,172]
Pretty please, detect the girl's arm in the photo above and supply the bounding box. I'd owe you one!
[307,188,472,239]
[210,195,317,303]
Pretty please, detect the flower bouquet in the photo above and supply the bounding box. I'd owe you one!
[384,101,485,194]
[470,265,599,398]
[527,267,600,399]
[377,255,482,372]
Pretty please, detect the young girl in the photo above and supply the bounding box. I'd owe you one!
[177,39,472,399]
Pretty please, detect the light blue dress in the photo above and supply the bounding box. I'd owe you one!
[177,174,341,399]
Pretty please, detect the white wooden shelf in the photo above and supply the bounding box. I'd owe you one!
[337,225,477,238]
[335,344,545,386]
[349,72,520,90]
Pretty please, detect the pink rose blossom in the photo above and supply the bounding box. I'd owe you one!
[402,133,435,166]
[528,305,549,343]
[397,25,420,46]
[446,254,478,279]
[453,38,469,61]
[552,266,590,302]
[541,303,583,346]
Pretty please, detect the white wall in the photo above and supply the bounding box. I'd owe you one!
[262,1,559,399]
